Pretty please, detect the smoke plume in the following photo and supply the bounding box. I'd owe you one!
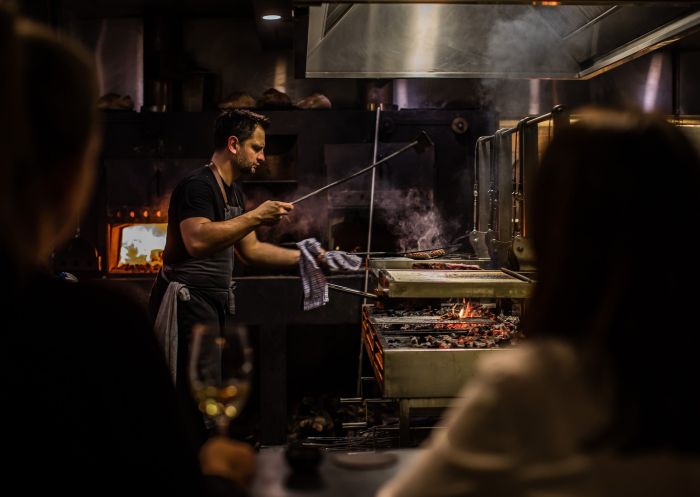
[377,188,454,252]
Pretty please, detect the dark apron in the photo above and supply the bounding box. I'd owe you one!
[152,163,243,387]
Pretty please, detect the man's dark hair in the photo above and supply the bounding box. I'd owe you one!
[214,109,270,150]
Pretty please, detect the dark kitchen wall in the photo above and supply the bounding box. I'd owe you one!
[184,17,359,109]
[15,0,700,117]
[16,1,698,118]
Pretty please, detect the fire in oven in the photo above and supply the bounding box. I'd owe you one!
[106,207,167,274]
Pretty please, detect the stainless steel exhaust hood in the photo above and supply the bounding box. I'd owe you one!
[304,3,700,79]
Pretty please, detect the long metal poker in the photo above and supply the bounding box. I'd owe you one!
[364,106,382,295]
[290,130,433,205]
[358,107,382,398]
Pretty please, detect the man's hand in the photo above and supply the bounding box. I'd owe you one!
[316,246,327,266]
[316,247,363,272]
[250,200,293,226]
[199,436,256,488]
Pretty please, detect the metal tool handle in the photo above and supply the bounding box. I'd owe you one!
[328,283,378,299]
[290,131,433,205]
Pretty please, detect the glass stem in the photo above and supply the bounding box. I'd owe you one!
[216,416,230,437]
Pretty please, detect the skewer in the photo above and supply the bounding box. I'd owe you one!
[347,251,389,256]
[350,243,458,257]
[290,131,433,205]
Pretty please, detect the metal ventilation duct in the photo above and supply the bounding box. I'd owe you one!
[304,3,700,79]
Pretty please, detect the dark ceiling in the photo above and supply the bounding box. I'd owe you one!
[55,0,256,18]
[18,0,299,20]
[18,0,295,49]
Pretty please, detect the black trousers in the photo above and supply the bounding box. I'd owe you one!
[149,276,228,444]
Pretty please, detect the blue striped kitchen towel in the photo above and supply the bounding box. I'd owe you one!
[297,238,362,310]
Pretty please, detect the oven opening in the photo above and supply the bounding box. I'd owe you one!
[107,222,167,274]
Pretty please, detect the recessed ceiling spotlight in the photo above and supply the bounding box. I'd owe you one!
[262,14,282,21]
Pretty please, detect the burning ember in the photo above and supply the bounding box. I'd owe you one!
[369,301,522,349]
[385,325,520,350]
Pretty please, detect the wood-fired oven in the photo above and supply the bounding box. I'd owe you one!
[106,208,167,274]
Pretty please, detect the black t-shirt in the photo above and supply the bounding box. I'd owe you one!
[164,166,246,265]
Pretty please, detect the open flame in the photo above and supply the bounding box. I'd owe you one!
[448,299,480,320]
[119,224,166,267]
[459,299,474,319]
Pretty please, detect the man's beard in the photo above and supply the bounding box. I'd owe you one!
[237,158,258,175]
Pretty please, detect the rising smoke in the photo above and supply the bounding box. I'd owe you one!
[477,6,571,118]
[377,187,456,252]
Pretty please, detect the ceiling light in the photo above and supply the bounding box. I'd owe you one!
[262,14,282,21]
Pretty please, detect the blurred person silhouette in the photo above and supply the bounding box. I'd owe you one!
[0,7,254,496]
[378,108,700,497]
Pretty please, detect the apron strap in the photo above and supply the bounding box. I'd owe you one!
[205,163,241,316]
[207,162,232,209]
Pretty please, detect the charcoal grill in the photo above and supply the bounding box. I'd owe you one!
[358,267,530,444]
[362,302,521,398]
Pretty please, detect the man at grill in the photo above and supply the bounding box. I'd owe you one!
[149,109,303,421]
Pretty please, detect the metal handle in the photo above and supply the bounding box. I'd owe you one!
[290,131,433,205]
[328,283,378,299]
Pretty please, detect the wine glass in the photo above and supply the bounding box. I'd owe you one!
[189,322,253,436]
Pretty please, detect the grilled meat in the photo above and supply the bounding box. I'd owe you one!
[405,248,446,259]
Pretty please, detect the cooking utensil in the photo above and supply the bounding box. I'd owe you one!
[290,131,433,205]
[351,243,460,259]
[327,283,378,299]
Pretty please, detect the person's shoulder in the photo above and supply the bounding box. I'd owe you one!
[188,165,214,181]
[50,278,148,321]
[10,276,150,346]
[170,169,216,205]
[190,169,219,190]
[475,339,579,385]
[175,166,215,191]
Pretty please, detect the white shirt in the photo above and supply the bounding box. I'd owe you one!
[377,340,700,497]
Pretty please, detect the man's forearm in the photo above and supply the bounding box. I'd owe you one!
[244,241,300,267]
